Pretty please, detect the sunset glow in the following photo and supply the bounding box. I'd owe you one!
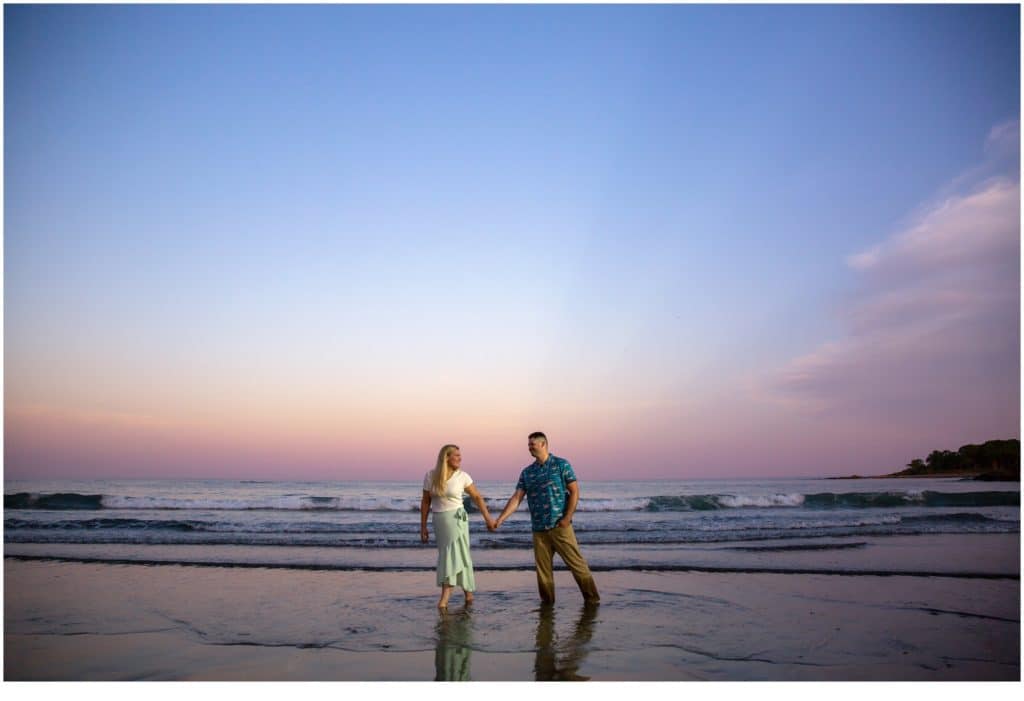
[4,4,1019,481]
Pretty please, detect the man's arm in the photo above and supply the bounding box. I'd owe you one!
[557,481,579,528]
[494,489,526,528]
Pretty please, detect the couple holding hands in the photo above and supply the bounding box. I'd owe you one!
[419,432,600,610]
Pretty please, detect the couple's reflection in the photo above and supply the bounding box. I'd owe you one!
[434,606,473,681]
[433,601,599,682]
[533,601,599,681]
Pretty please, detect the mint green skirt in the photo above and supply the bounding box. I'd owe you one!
[433,507,476,591]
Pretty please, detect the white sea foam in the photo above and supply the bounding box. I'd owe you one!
[574,498,650,512]
[716,493,806,508]
[101,495,422,511]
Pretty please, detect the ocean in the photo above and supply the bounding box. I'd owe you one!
[5,476,1019,576]
[5,476,1020,680]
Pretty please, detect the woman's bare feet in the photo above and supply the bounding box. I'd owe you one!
[464,589,474,605]
[438,584,453,609]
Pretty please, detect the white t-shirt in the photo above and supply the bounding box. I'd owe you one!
[423,469,474,512]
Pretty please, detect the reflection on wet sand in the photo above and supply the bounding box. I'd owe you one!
[534,602,599,681]
[434,606,473,681]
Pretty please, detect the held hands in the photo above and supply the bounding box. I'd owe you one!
[485,516,498,532]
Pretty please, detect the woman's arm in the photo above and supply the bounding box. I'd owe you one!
[420,490,431,543]
[464,483,495,529]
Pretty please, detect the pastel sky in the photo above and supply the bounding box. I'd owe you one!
[4,4,1020,481]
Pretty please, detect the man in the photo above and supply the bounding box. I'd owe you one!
[493,432,600,604]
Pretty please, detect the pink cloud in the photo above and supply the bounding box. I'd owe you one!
[769,122,1020,446]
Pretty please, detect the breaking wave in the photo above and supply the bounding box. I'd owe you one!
[6,490,1019,512]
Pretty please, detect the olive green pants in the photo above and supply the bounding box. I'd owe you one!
[531,524,600,604]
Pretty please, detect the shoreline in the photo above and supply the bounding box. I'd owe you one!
[826,472,1018,480]
[5,555,1019,580]
[5,533,1019,578]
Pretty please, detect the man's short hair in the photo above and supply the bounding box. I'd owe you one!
[528,432,547,444]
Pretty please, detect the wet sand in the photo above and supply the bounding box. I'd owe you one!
[4,558,1019,681]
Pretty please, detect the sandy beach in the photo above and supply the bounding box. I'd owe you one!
[5,556,1018,681]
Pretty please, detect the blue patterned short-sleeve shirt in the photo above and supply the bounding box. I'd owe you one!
[516,455,578,532]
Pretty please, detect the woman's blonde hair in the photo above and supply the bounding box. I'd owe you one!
[430,444,460,496]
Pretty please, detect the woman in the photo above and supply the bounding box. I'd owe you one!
[420,444,495,609]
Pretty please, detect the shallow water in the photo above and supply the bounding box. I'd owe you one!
[5,477,1019,574]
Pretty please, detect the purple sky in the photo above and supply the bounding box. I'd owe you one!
[4,5,1019,481]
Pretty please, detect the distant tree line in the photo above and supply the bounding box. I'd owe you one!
[895,439,1020,479]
